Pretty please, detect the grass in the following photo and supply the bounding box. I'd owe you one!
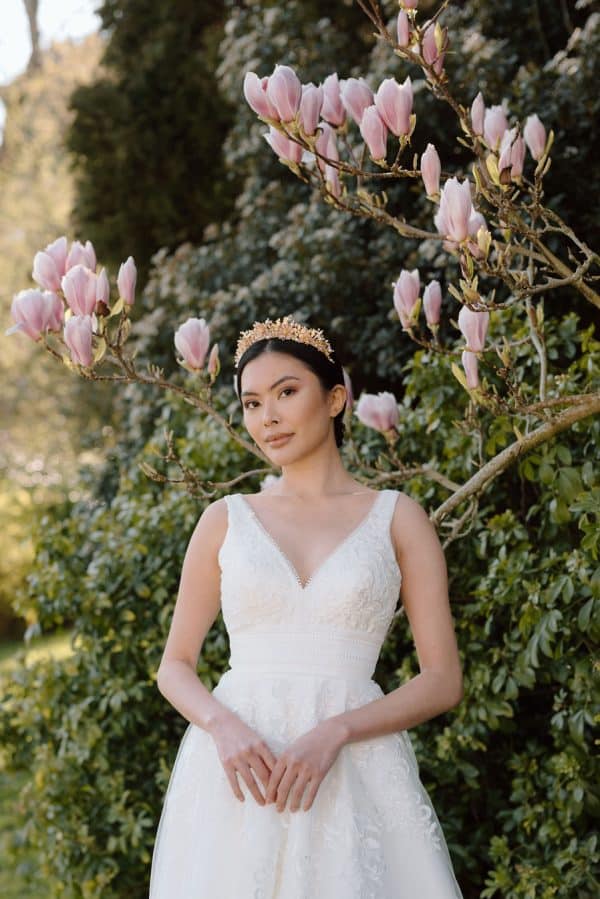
[0,628,75,898]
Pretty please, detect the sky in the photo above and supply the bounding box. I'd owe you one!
[0,0,101,140]
[0,0,101,86]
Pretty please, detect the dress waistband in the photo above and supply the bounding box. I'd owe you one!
[227,630,380,679]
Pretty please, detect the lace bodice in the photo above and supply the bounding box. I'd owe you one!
[217,489,402,679]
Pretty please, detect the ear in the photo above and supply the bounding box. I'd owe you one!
[328,383,347,418]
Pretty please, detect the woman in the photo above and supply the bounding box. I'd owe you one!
[149,315,465,897]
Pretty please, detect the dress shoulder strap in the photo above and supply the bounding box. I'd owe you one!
[217,493,247,568]
[379,488,402,520]
[370,488,402,540]
[223,492,243,520]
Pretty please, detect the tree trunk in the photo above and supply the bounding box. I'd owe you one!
[24,0,41,73]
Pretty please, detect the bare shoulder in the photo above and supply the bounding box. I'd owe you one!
[188,496,229,552]
[389,490,438,555]
[157,497,230,675]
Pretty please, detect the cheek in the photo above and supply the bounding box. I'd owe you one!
[298,394,331,432]
[242,409,257,434]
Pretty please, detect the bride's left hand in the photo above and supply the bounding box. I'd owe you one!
[264,718,348,813]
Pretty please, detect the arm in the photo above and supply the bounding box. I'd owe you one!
[155,498,237,735]
[329,493,464,746]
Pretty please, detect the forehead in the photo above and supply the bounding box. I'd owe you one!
[240,352,309,396]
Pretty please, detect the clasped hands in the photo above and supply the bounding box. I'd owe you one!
[212,713,348,813]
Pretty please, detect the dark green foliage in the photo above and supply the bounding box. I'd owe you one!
[65,0,238,285]
[442,1,600,263]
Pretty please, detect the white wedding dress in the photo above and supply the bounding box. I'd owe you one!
[149,488,464,898]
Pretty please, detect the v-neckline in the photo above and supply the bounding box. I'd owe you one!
[237,490,386,592]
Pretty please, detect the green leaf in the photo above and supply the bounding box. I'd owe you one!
[577,598,594,631]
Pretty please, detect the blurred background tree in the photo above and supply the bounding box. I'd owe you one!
[65,0,239,286]
[0,30,110,644]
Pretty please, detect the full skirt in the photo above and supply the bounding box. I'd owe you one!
[149,670,463,898]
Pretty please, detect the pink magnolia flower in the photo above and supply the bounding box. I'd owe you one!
[264,126,303,164]
[392,268,420,328]
[471,92,485,136]
[32,236,69,291]
[397,11,410,47]
[174,317,211,370]
[61,264,97,316]
[458,305,490,352]
[45,236,68,275]
[298,83,323,135]
[32,250,61,292]
[359,105,388,161]
[434,177,474,243]
[421,142,441,196]
[355,391,399,432]
[324,164,341,198]
[461,349,479,388]
[320,73,346,127]
[423,280,442,325]
[401,0,419,8]
[117,256,137,305]
[339,77,374,127]
[498,127,525,179]
[64,314,94,367]
[66,239,96,273]
[314,122,339,172]
[265,64,302,123]
[374,76,413,137]
[6,288,63,340]
[483,105,508,150]
[523,113,546,161]
[95,267,110,306]
[243,72,279,120]
[421,22,447,76]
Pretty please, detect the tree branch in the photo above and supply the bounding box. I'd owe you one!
[433,391,600,524]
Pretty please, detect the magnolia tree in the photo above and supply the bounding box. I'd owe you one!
[6,0,599,532]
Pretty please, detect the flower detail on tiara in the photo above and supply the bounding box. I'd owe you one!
[234,314,334,367]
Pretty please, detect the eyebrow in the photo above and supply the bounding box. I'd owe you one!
[241,375,301,398]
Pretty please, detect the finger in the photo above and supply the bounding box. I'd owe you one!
[225,766,245,802]
[288,776,310,813]
[238,762,267,806]
[260,743,278,772]
[248,753,272,795]
[264,762,285,804]
[301,778,320,812]
[275,769,300,812]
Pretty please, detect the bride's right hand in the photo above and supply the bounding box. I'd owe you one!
[210,712,278,806]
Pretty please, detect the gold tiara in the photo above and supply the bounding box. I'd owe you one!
[234,314,334,367]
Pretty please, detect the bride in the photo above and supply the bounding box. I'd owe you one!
[149,315,464,897]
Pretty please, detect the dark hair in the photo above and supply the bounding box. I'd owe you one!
[235,334,347,448]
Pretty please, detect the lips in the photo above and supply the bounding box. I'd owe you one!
[266,433,293,445]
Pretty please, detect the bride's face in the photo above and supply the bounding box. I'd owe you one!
[240,351,345,461]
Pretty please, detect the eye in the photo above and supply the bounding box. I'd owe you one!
[243,387,296,410]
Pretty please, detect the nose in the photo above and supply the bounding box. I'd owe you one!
[262,398,279,426]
